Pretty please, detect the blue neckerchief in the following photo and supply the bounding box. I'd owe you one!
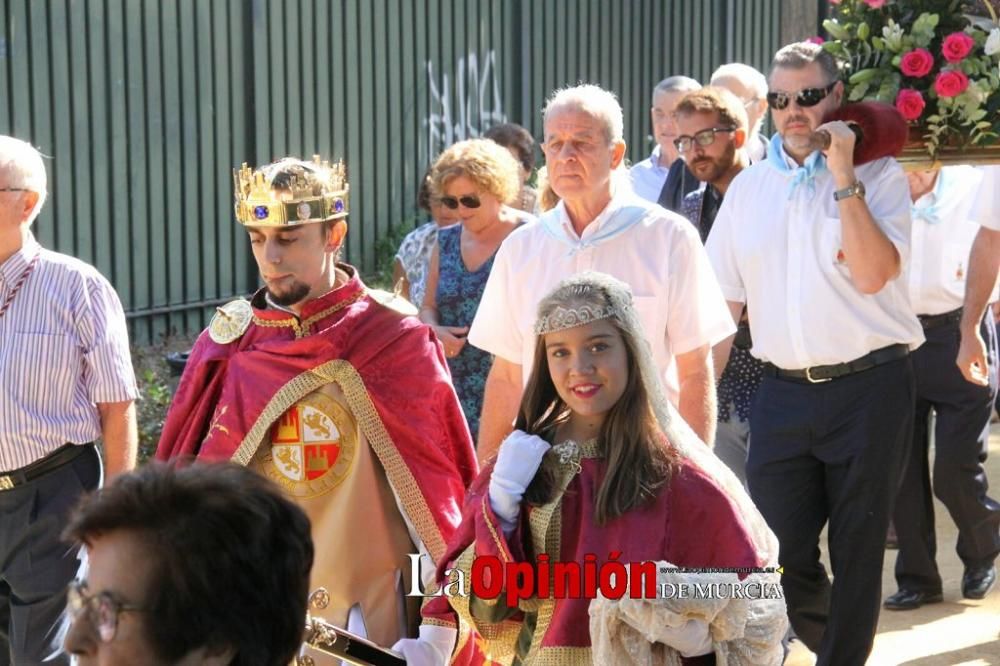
[541,199,650,257]
[911,169,949,225]
[766,132,826,199]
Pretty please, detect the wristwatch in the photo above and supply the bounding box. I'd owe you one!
[833,180,866,202]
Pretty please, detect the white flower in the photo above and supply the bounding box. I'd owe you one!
[882,20,905,51]
[986,28,1000,56]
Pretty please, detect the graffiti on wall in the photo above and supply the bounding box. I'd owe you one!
[423,51,507,161]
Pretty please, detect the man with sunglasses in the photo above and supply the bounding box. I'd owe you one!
[63,462,313,665]
[706,42,923,666]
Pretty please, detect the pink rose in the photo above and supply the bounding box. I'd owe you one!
[900,48,934,78]
[863,0,886,7]
[934,69,970,97]
[807,35,826,45]
[941,32,975,63]
[895,89,926,121]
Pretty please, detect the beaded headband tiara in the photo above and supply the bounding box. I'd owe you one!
[534,303,618,335]
[233,155,349,227]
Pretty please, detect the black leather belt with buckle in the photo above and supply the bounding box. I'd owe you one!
[917,308,962,330]
[0,443,92,491]
[763,343,909,384]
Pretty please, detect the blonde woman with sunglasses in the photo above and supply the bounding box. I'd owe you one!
[420,139,536,442]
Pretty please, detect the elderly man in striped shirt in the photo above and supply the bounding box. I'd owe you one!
[0,136,138,664]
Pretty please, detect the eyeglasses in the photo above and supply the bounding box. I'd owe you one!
[0,187,28,192]
[766,81,837,110]
[67,580,146,643]
[673,127,737,154]
[439,195,481,210]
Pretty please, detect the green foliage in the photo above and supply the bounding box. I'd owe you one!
[130,336,197,464]
[823,0,1000,159]
[367,213,422,291]
[136,366,172,463]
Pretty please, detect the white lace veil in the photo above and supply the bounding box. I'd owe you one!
[536,271,779,565]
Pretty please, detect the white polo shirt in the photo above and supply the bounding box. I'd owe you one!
[468,189,735,405]
[969,165,1000,231]
[906,165,996,315]
[706,149,924,370]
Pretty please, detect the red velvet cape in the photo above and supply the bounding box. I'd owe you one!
[156,267,478,564]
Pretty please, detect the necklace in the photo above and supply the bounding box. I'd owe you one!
[0,252,39,320]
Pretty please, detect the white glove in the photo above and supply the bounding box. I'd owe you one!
[488,430,551,533]
[390,625,455,666]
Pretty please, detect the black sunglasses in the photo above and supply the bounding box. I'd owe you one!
[674,127,737,154]
[766,81,837,110]
[439,195,481,210]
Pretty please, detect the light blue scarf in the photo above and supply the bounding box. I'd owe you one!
[766,132,826,199]
[911,169,949,225]
[540,198,651,257]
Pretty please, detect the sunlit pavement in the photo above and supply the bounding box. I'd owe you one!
[786,423,1000,666]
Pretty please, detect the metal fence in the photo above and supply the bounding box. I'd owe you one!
[1,0,790,344]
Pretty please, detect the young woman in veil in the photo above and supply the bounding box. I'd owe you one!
[400,272,785,665]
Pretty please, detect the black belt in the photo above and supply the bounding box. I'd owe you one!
[763,343,909,384]
[917,308,962,330]
[0,443,92,491]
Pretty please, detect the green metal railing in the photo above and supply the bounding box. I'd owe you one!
[1,0,785,343]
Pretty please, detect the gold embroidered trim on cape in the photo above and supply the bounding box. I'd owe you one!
[252,290,365,338]
[521,451,583,663]
[230,359,447,561]
[523,646,593,664]
[448,546,521,664]
[482,495,512,565]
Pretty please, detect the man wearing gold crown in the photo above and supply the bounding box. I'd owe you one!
[156,156,478,661]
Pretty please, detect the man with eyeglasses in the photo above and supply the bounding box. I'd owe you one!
[706,42,923,665]
[0,136,138,664]
[658,65,772,214]
[673,87,760,489]
[62,462,313,665]
[470,84,735,461]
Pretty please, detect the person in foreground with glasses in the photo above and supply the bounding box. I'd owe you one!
[62,462,313,665]
[420,139,534,442]
[705,41,923,665]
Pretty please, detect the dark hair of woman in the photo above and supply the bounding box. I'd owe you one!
[518,286,678,524]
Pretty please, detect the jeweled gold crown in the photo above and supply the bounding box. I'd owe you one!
[233,155,349,226]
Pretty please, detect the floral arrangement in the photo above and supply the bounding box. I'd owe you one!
[821,0,1000,158]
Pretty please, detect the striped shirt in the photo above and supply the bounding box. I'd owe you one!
[0,233,138,470]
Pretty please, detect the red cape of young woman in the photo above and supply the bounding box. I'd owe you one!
[423,447,764,665]
[155,266,478,567]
